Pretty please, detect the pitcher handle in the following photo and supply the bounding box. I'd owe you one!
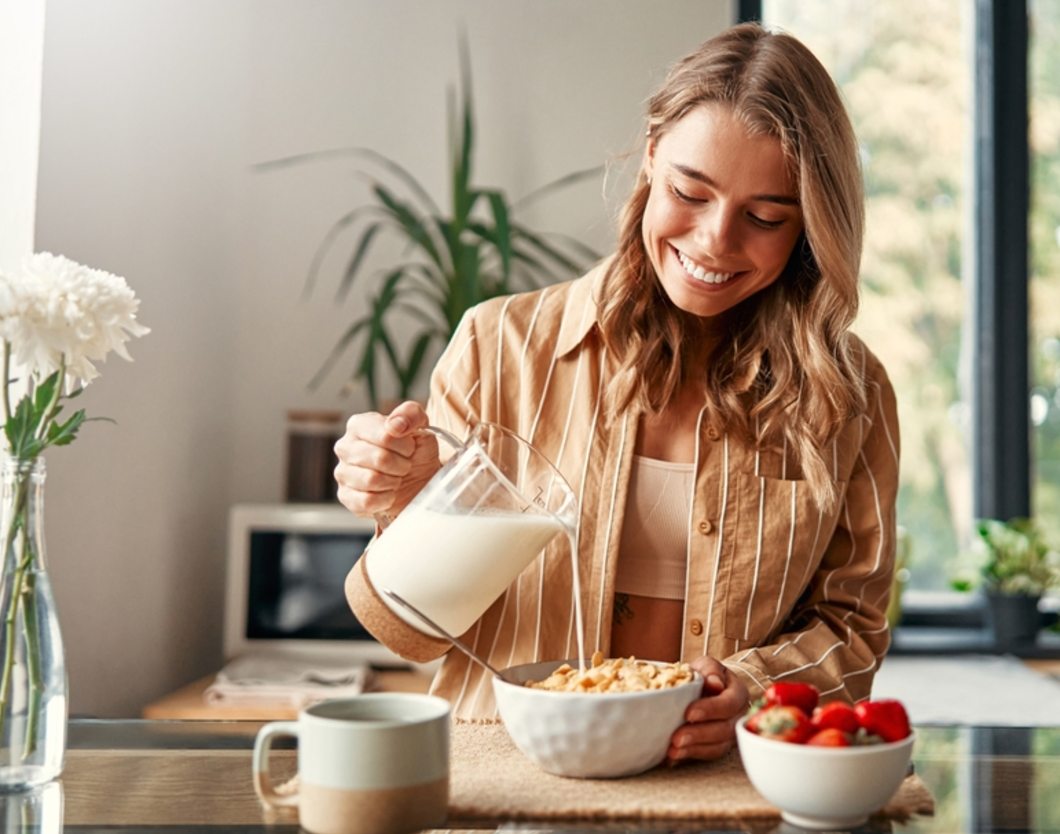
[374,425,467,530]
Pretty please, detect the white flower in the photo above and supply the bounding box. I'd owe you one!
[0,253,150,388]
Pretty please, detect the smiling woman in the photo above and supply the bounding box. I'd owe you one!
[337,21,899,768]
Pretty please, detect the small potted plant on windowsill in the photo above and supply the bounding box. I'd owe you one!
[952,518,1060,649]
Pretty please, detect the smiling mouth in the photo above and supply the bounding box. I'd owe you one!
[676,248,736,285]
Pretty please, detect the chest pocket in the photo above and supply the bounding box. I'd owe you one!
[720,470,839,644]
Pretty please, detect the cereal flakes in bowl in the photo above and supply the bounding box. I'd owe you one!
[492,653,703,778]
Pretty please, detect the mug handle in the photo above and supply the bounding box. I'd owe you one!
[374,425,466,530]
[252,720,300,809]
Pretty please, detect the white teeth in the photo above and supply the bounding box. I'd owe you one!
[678,250,734,284]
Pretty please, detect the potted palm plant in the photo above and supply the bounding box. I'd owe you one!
[260,42,601,408]
[954,518,1060,648]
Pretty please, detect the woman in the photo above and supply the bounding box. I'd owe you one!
[337,22,899,763]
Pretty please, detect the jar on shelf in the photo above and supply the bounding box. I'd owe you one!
[285,410,344,503]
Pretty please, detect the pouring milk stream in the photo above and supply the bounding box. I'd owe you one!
[365,422,586,671]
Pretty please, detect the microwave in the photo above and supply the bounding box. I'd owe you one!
[223,503,415,668]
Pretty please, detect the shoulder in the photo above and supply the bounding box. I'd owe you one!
[841,334,899,462]
[844,334,891,386]
[460,261,606,353]
[843,333,896,413]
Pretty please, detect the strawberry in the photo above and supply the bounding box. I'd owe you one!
[746,704,813,743]
[854,699,911,743]
[810,701,860,735]
[764,682,819,716]
[806,727,853,747]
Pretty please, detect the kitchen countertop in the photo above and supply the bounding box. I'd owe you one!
[3,718,1058,833]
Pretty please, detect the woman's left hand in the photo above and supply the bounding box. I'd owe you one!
[666,656,750,763]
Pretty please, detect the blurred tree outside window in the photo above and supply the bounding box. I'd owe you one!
[764,0,973,591]
[1030,1,1060,549]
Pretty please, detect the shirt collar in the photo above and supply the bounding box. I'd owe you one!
[556,257,612,358]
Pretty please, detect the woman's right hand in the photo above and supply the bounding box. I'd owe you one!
[333,400,441,519]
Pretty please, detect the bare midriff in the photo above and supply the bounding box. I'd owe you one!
[611,595,684,662]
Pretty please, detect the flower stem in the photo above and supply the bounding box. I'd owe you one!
[0,472,31,757]
[21,571,42,759]
[2,342,10,425]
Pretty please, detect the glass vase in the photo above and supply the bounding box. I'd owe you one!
[0,457,67,790]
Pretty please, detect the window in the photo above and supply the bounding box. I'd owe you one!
[763,0,974,592]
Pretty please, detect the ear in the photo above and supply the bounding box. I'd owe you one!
[643,138,657,181]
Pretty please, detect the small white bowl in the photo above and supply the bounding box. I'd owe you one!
[736,716,916,829]
[493,658,702,778]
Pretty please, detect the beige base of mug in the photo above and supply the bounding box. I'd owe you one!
[299,777,448,834]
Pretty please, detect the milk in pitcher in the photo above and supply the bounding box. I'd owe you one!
[366,504,566,637]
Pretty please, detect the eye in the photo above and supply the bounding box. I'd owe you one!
[749,213,785,230]
[669,184,704,204]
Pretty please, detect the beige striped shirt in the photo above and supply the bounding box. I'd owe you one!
[346,262,900,719]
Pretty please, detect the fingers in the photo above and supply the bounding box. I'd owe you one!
[667,720,737,763]
[333,402,437,517]
[665,656,751,763]
[383,400,430,438]
[684,664,748,720]
[690,655,728,693]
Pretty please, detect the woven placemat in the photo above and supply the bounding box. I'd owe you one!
[449,721,935,822]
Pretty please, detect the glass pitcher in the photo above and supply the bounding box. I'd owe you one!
[364,422,578,637]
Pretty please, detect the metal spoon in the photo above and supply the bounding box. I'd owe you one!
[382,588,508,680]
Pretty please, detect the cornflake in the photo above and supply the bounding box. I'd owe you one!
[525,651,695,693]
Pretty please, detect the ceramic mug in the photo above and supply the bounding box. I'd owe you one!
[253,693,451,834]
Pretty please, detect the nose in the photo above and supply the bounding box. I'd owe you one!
[695,203,740,258]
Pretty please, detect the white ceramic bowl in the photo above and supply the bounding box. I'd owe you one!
[736,716,916,829]
[492,658,702,779]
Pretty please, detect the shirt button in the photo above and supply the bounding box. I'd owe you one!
[697,519,715,535]
[706,425,720,441]
[689,619,704,636]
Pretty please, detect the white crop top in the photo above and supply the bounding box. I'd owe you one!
[614,455,693,600]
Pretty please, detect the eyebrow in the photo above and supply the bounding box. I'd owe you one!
[671,163,801,206]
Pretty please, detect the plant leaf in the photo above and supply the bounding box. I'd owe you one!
[336,221,385,302]
[305,205,379,298]
[45,409,87,447]
[398,332,433,397]
[510,164,605,211]
[373,184,447,271]
[5,397,42,459]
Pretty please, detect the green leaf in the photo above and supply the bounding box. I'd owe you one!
[483,191,513,284]
[45,409,87,447]
[304,205,379,298]
[336,221,385,302]
[398,333,433,397]
[33,371,61,418]
[509,165,605,212]
[5,398,43,459]
[373,184,446,270]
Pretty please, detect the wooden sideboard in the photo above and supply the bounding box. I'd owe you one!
[141,669,434,720]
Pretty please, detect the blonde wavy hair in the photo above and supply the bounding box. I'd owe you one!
[599,22,867,511]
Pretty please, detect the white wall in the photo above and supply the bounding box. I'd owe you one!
[0,0,46,273]
[34,0,734,717]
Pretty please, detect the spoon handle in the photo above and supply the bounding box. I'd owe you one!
[381,588,506,679]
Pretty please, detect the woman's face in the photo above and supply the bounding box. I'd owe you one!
[642,103,805,319]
